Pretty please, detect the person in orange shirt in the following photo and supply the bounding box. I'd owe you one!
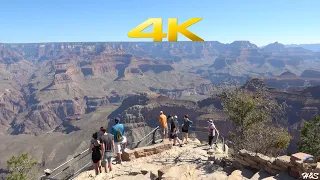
[158,111,168,140]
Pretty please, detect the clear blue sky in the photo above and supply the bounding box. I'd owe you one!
[0,0,319,46]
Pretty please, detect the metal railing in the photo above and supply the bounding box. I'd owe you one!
[127,126,161,149]
[39,126,162,180]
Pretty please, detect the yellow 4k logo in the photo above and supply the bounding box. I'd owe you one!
[128,18,204,42]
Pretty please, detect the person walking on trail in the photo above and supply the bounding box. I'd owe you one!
[111,117,126,164]
[181,114,193,144]
[169,115,183,147]
[208,119,217,149]
[90,132,102,175]
[158,111,168,140]
[100,127,115,173]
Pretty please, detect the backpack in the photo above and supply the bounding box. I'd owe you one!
[116,127,123,142]
[92,142,101,160]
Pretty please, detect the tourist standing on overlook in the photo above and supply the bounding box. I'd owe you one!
[208,119,217,149]
[169,115,183,147]
[111,117,126,164]
[158,111,168,140]
[181,114,193,144]
[90,132,102,175]
[100,127,115,173]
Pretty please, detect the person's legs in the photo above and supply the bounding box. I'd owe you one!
[105,155,112,172]
[122,136,127,152]
[98,160,102,173]
[108,156,113,171]
[182,132,186,143]
[161,127,165,140]
[185,132,189,144]
[208,135,213,148]
[175,136,182,145]
[102,154,108,173]
[165,127,168,139]
[115,143,122,163]
[93,162,98,175]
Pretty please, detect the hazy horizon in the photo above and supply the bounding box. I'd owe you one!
[1,40,320,47]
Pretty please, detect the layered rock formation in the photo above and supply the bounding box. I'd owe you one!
[234,149,320,179]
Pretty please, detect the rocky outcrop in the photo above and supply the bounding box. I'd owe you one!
[233,149,320,179]
[122,140,173,161]
[74,138,231,180]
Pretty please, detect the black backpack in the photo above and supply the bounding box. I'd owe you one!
[92,142,101,160]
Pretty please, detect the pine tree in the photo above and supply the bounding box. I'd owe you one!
[6,153,38,180]
[298,115,320,161]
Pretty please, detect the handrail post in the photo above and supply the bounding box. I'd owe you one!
[152,127,157,144]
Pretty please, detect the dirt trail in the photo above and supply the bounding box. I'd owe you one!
[74,138,231,180]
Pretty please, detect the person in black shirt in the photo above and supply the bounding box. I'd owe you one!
[169,115,183,147]
[90,132,102,175]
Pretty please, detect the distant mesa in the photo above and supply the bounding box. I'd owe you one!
[301,70,320,78]
[229,41,258,49]
[278,71,297,78]
[263,42,285,52]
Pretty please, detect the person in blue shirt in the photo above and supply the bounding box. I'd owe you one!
[111,117,126,164]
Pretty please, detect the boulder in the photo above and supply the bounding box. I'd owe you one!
[314,162,320,173]
[158,165,175,179]
[255,153,272,165]
[234,157,250,167]
[122,149,136,161]
[203,171,228,180]
[243,157,258,166]
[289,166,300,178]
[264,166,280,176]
[227,170,243,180]
[160,164,198,180]
[250,170,272,180]
[239,149,255,157]
[290,152,313,163]
[122,141,173,161]
[266,162,286,171]
[275,155,292,169]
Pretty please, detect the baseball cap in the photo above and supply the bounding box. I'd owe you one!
[160,111,163,114]
[208,119,213,123]
[115,117,120,122]
[174,115,178,119]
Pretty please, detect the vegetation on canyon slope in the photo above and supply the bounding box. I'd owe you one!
[298,114,320,161]
[6,153,38,180]
[219,87,292,156]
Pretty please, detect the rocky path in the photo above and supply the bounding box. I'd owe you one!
[74,138,233,180]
